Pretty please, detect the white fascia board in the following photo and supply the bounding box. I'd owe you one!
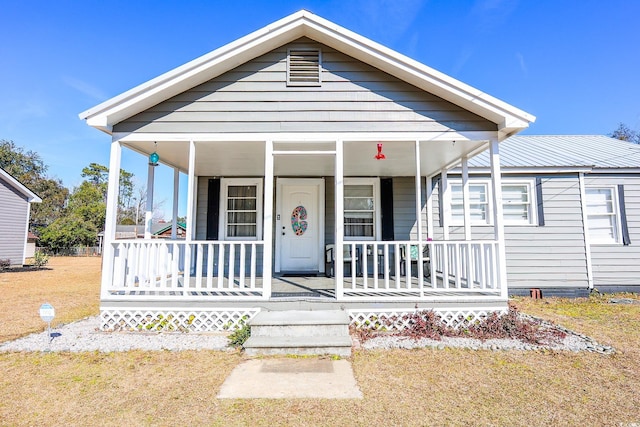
[0,169,42,203]
[79,12,309,130]
[300,15,536,130]
[112,130,498,144]
[80,10,535,134]
[448,166,593,175]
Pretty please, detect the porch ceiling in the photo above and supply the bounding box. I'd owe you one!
[123,138,488,177]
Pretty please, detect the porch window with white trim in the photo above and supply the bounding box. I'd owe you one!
[451,182,490,225]
[344,178,379,239]
[502,181,535,225]
[221,178,263,240]
[585,187,621,244]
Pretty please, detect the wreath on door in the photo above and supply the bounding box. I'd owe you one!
[291,205,308,236]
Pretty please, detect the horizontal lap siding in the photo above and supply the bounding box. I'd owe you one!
[114,39,495,134]
[432,175,589,289]
[0,179,29,265]
[585,175,640,288]
[393,177,420,240]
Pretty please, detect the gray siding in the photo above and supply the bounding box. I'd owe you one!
[393,177,421,240]
[114,38,495,134]
[0,178,29,265]
[585,174,640,288]
[431,174,589,289]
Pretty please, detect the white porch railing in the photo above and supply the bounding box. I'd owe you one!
[107,240,265,300]
[338,240,502,299]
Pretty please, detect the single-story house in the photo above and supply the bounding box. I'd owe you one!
[450,135,640,297]
[0,168,41,267]
[80,11,537,331]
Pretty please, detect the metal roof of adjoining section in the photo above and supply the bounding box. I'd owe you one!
[468,135,640,169]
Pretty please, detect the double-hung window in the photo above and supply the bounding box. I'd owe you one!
[448,179,536,225]
[502,181,535,225]
[450,181,491,225]
[344,178,379,240]
[585,187,621,244]
[220,178,263,240]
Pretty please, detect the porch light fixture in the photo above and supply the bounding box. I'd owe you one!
[374,143,386,160]
[149,142,159,166]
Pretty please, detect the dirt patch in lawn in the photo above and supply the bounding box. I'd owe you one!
[0,256,101,342]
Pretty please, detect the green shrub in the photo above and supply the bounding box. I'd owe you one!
[33,251,49,268]
[228,320,251,348]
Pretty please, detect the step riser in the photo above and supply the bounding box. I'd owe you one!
[251,324,349,337]
[244,346,352,357]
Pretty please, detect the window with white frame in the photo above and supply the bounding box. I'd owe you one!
[448,179,536,225]
[585,187,621,244]
[220,178,262,240]
[450,181,491,225]
[502,181,536,225]
[344,178,379,239]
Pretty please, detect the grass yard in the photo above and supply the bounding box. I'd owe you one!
[1,258,639,426]
[0,256,101,342]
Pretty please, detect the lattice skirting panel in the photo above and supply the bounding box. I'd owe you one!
[348,306,508,330]
[100,307,261,332]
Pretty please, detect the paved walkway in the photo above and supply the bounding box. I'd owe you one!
[217,358,362,399]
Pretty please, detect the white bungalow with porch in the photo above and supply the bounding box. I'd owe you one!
[80,11,535,332]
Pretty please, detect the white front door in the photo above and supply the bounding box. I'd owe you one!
[277,179,324,273]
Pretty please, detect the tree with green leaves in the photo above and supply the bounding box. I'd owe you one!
[0,139,68,229]
[610,123,640,144]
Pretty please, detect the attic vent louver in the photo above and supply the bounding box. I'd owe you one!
[287,48,321,86]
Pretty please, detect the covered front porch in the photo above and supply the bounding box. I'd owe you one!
[98,134,510,330]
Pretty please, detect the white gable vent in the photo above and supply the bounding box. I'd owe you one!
[287,48,322,86]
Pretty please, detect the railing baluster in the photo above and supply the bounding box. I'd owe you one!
[228,244,235,289]
[239,243,246,288]
[206,243,214,289]
[217,243,225,289]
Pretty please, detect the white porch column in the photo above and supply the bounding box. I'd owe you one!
[171,168,180,239]
[426,175,434,239]
[335,139,344,299]
[263,140,274,299]
[415,140,423,243]
[578,173,594,289]
[185,141,197,239]
[101,140,122,297]
[144,163,155,239]
[462,155,471,241]
[489,139,508,298]
[441,168,450,240]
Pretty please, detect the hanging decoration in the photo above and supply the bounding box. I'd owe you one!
[149,142,160,166]
[291,205,308,236]
[374,143,386,160]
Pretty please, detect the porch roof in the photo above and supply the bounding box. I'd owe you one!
[79,10,535,138]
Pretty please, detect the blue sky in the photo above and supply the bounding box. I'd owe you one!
[2,0,639,218]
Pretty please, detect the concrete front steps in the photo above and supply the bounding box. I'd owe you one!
[243,310,353,357]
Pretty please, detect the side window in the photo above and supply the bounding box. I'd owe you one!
[502,181,536,225]
[585,187,621,244]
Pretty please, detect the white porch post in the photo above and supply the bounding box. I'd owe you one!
[426,175,434,239]
[415,140,423,243]
[462,155,471,241]
[171,168,179,239]
[144,163,155,239]
[415,140,424,294]
[263,140,274,299]
[578,173,595,290]
[441,168,450,240]
[183,140,196,292]
[335,139,344,299]
[489,139,508,299]
[101,140,122,298]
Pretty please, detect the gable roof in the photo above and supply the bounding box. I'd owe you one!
[0,168,42,203]
[79,10,535,138]
[469,135,640,170]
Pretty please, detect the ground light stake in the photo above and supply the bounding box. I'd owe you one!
[39,302,55,350]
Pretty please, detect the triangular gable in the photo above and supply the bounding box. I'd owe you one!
[79,10,535,138]
[0,168,42,203]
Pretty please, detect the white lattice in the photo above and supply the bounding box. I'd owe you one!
[100,308,260,332]
[349,307,507,330]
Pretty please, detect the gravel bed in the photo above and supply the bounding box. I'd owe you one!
[0,316,231,353]
[0,314,615,355]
